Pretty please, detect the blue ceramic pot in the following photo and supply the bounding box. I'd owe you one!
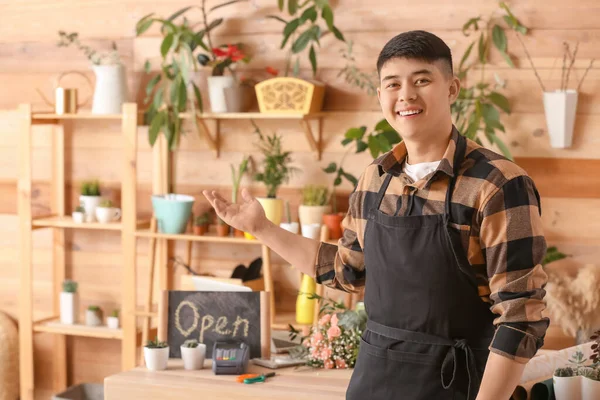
[151,194,195,234]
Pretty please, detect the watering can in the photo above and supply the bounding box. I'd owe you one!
[36,71,93,114]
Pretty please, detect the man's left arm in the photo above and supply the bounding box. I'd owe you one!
[476,175,550,400]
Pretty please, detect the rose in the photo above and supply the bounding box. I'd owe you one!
[335,358,348,369]
[327,325,341,340]
[330,313,339,327]
[320,346,332,360]
[324,359,335,369]
[318,314,331,326]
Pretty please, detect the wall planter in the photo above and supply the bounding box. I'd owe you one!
[255,77,325,114]
[543,90,578,148]
[92,64,128,114]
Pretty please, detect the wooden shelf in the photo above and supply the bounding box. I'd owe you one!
[32,111,123,121]
[33,318,123,339]
[135,229,264,245]
[32,215,122,230]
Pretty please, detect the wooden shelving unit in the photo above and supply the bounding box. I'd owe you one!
[18,103,139,400]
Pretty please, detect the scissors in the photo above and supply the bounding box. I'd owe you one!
[237,372,276,384]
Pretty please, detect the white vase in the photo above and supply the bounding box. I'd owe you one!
[543,90,578,148]
[583,376,600,400]
[554,375,582,400]
[180,344,206,370]
[207,76,235,113]
[79,195,102,222]
[95,207,121,223]
[59,292,78,324]
[92,64,128,114]
[85,310,102,327]
[298,205,331,226]
[72,211,85,223]
[107,316,119,329]
[144,347,169,371]
[280,222,300,234]
[301,223,321,239]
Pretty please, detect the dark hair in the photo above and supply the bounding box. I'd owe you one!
[376,30,453,78]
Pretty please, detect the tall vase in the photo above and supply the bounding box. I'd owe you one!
[296,274,316,325]
[92,64,128,114]
[543,90,578,149]
[207,76,235,113]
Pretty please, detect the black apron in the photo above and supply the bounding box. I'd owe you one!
[346,134,496,400]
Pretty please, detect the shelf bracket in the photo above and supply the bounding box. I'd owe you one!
[300,117,322,160]
[195,115,220,158]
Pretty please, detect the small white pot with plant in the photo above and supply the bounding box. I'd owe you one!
[79,180,102,222]
[144,337,169,371]
[180,339,206,370]
[59,280,79,324]
[72,206,85,223]
[95,199,121,223]
[280,201,299,234]
[85,305,103,327]
[582,331,600,399]
[298,185,331,228]
[553,366,582,400]
[107,309,119,329]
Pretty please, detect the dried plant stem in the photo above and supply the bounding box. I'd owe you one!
[560,43,568,91]
[577,59,595,91]
[514,32,546,92]
[564,41,579,91]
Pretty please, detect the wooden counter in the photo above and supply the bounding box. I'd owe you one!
[104,359,353,400]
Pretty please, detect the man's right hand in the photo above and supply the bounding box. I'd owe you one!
[202,188,269,236]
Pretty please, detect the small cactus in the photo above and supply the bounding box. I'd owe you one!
[62,279,78,293]
[87,305,101,312]
[183,339,199,348]
[146,336,168,349]
[110,309,119,318]
[99,199,113,208]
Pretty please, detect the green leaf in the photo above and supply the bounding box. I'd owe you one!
[345,126,366,140]
[341,138,352,146]
[278,0,284,11]
[375,133,392,152]
[291,28,313,53]
[331,26,345,42]
[206,18,223,33]
[300,6,317,23]
[153,87,164,109]
[282,18,300,49]
[192,83,203,111]
[502,15,517,29]
[146,74,161,96]
[267,15,288,24]
[374,118,393,132]
[500,50,515,68]
[461,17,480,35]
[486,118,505,132]
[381,129,401,146]
[356,140,368,153]
[323,162,337,173]
[459,41,475,71]
[478,33,486,64]
[149,111,164,146]
[311,25,321,46]
[516,24,528,35]
[488,131,513,160]
[136,17,154,36]
[367,135,381,158]
[321,5,334,30]
[210,0,246,13]
[167,6,192,22]
[144,60,152,74]
[293,57,300,77]
[309,45,317,76]
[177,79,187,112]
[481,103,500,122]
[193,31,209,52]
[170,76,181,105]
[488,92,510,114]
[341,171,358,187]
[161,33,174,58]
[492,25,507,52]
[333,176,342,186]
[288,0,298,14]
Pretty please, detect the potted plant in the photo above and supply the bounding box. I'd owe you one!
[216,217,230,237]
[57,31,127,114]
[85,305,103,327]
[152,194,195,234]
[553,366,580,400]
[299,185,330,228]
[323,155,357,240]
[72,205,85,224]
[248,121,299,239]
[193,213,210,236]
[95,199,121,224]
[107,309,119,329]
[79,179,102,222]
[231,156,249,237]
[59,279,79,324]
[144,337,170,371]
[180,339,206,370]
[256,1,346,114]
[582,330,600,398]
[280,200,299,234]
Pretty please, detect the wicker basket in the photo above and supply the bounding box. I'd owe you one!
[255,77,325,114]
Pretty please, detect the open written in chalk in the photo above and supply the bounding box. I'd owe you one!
[158,290,271,360]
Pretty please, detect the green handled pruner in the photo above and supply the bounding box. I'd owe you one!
[243,372,276,384]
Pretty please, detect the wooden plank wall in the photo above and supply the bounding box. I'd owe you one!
[2,0,600,397]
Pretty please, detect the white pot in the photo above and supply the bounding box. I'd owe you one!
[553,375,582,400]
[207,76,235,113]
[79,195,102,222]
[301,223,321,239]
[583,376,600,400]
[59,292,79,324]
[92,64,128,114]
[85,310,102,327]
[107,316,119,329]
[543,90,578,148]
[298,205,331,226]
[180,344,206,370]
[280,222,300,234]
[72,211,85,223]
[95,207,121,223]
[144,346,169,371]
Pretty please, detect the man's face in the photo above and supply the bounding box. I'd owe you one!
[377,57,460,142]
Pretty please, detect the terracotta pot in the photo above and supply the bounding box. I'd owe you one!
[224,84,256,112]
[323,213,344,240]
[233,228,245,238]
[193,225,207,236]
[216,224,230,237]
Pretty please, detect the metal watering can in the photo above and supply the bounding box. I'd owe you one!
[36,71,93,114]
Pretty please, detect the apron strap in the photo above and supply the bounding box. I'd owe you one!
[367,319,489,400]
[373,173,393,212]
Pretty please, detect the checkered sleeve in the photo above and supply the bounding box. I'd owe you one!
[479,175,550,363]
[314,175,367,294]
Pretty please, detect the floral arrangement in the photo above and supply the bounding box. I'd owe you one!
[289,295,366,369]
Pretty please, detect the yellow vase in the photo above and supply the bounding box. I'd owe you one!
[296,274,316,325]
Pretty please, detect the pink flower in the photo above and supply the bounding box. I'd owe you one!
[327,325,342,340]
[302,338,311,347]
[311,348,321,359]
[324,359,335,369]
[313,331,324,342]
[318,314,331,326]
[330,313,339,327]
[320,347,332,360]
[335,359,348,369]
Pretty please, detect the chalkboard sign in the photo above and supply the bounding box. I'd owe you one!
[159,290,269,359]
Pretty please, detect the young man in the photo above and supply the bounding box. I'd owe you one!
[203,30,549,400]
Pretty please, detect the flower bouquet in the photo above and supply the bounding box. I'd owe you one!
[289,295,366,369]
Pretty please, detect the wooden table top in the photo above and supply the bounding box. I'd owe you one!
[104,359,353,400]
